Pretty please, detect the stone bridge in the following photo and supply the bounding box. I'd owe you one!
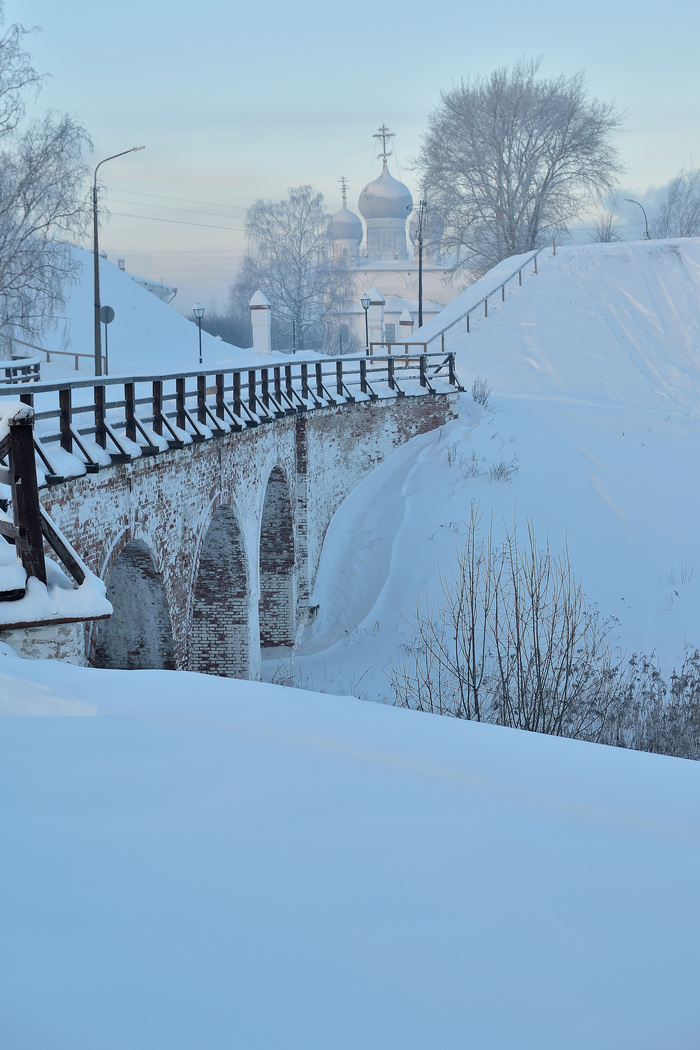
[4,354,460,677]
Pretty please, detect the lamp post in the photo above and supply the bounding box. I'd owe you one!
[93,146,145,376]
[360,293,371,356]
[625,198,650,240]
[416,199,427,329]
[193,303,205,366]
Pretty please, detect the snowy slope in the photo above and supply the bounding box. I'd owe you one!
[288,239,700,694]
[33,248,262,379]
[2,657,700,1050]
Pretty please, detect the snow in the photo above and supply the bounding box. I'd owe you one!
[2,238,700,1044]
[2,661,700,1048]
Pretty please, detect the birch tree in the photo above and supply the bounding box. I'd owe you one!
[0,2,91,344]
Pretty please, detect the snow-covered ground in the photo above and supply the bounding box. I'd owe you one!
[2,655,700,1049]
[3,238,700,1046]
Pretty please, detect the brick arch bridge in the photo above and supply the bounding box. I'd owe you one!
[21,354,460,678]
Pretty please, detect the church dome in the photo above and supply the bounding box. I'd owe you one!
[329,204,363,242]
[358,162,413,221]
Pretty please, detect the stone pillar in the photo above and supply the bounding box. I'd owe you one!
[250,290,272,354]
[367,286,385,350]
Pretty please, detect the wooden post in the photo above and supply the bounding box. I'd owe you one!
[301,363,309,400]
[216,373,225,420]
[176,377,185,432]
[248,370,257,414]
[59,387,73,453]
[419,355,427,388]
[274,366,282,402]
[233,371,242,418]
[448,352,457,386]
[125,382,136,442]
[519,269,522,286]
[197,375,206,425]
[153,380,163,436]
[315,361,324,399]
[261,368,270,410]
[466,313,470,334]
[534,255,538,275]
[484,299,488,318]
[501,284,505,302]
[387,356,395,390]
[360,357,367,394]
[285,364,293,398]
[94,385,106,449]
[336,360,343,397]
[9,415,47,585]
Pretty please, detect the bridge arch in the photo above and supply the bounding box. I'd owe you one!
[189,503,249,678]
[259,464,296,649]
[95,537,175,670]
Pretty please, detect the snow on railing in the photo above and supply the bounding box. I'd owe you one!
[0,352,462,485]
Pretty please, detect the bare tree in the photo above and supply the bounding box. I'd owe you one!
[589,204,622,242]
[651,167,700,238]
[390,504,623,742]
[231,185,353,353]
[417,59,623,274]
[0,3,91,345]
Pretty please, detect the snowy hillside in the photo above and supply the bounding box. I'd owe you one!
[33,248,260,378]
[2,656,700,1049]
[289,239,700,696]
[3,239,700,1046]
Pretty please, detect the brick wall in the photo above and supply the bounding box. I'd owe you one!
[39,391,459,679]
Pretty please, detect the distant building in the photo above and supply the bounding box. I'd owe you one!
[329,126,458,349]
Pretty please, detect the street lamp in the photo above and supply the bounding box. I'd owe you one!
[193,303,205,366]
[93,146,145,376]
[360,293,371,356]
[625,198,650,240]
[416,199,427,328]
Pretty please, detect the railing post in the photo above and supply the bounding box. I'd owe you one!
[466,313,470,334]
[176,377,185,432]
[534,254,538,275]
[125,382,136,442]
[301,363,309,400]
[419,355,427,388]
[8,413,46,585]
[442,332,445,352]
[153,380,163,436]
[336,360,343,397]
[315,361,323,399]
[216,373,225,420]
[233,371,242,418]
[248,370,257,414]
[197,375,206,425]
[360,357,367,394]
[501,284,505,302]
[261,368,270,410]
[59,387,73,453]
[519,268,522,286]
[448,352,457,386]
[94,385,106,449]
[484,298,488,318]
[274,366,282,402]
[387,356,395,390]
[553,238,556,256]
[285,364,293,397]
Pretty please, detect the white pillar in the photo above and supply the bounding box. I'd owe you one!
[399,308,414,343]
[250,290,272,354]
[367,286,385,350]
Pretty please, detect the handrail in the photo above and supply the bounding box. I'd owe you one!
[0,352,462,485]
[9,337,104,373]
[425,240,557,351]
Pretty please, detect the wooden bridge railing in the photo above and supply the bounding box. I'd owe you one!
[0,352,461,485]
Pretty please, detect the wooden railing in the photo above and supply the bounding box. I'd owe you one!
[8,337,104,374]
[422,240,557,352]
[0,352,461,484]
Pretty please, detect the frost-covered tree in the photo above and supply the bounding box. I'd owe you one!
[0,2,91,345]
[417,59,623,274]
[230,185,353,353]
[651,167,700,239]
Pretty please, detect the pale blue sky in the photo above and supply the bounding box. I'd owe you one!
[9,0,700,309]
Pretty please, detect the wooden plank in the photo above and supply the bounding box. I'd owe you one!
[40,508,86,585]
[9,421,47,584]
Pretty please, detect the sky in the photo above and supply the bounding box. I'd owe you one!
[8,0,700,311]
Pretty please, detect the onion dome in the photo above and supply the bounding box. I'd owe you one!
[358,161,413,221]
[329,204,363,242]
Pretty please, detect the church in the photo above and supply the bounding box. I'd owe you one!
[328,126,458,350]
